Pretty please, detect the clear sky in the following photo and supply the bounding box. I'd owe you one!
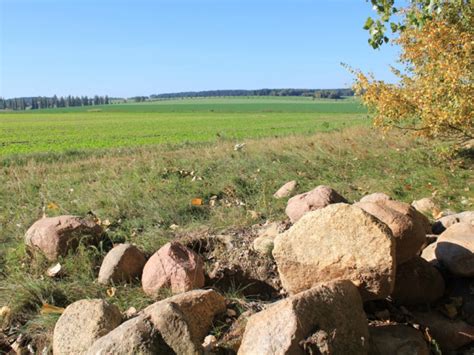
[0,0,400,98]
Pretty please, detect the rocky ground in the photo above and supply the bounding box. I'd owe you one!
[1,182,473,354]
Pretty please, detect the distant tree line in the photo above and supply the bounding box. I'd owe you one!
[149,88,354,100]
[0,95,110,111]
[1,88,354,111]
[129,96,148,102]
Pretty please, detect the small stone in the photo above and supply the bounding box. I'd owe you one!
[412,197,439,218]
[359,192,391,203]
[124,306,137,319]
[285,185,347,223]
[420,243,439,267]
[252,236,275,256]
[46,263,62,278]
[432,211,474,234]
[0,306,11,323]
[273,180,297,199]
[226,308,237,317]
[202,335,217,352]
[252,222,284,256]
[98,244,146,284]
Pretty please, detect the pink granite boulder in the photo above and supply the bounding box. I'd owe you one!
[285,185,347,223]
[142,242,205,297]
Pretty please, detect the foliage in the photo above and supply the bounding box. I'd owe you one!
[0,95,110,111]
[363,0,472,49]
[354,0,473,143]
[149,88,354,100]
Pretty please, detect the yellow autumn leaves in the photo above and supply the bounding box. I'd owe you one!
[354,15,473,144]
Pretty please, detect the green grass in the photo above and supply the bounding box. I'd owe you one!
[0,96,367,156]
[0,96,472,352]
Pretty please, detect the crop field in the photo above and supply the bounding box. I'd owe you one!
[0,96,367,157]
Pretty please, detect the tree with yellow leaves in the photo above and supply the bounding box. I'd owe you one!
[352,1,473,144]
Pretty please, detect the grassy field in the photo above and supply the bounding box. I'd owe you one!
[0,96,367,156]
[0,97,472,351]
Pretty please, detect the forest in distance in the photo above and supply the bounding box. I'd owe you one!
[0,88,354,111]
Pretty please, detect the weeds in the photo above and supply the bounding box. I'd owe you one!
[0,126,472,349]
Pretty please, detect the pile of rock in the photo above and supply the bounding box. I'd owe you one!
[21,184,474,354]
[53,289,225,354]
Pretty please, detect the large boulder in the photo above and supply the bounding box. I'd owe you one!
[273,203,396,300]
[432,211,474,234]
[413,311,474,352]
[143,289,226,353]
[238,280,369,355]
[355,200,428,264]
[285,185,347,223]
[53,299,122,355]
[142,242,205,297]
[86,316,172,354]
[143,302,200,354]
[369,325,429,355]
[273,180,297,199]
[25,215,103,261]
[98,243,146,284]
[445,278,474,326]
[435,222,474,277]
[391,257,445,305]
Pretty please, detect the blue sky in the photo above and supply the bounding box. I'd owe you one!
[0,0,400,98]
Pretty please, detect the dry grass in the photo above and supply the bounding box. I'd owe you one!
[0,126,472,351]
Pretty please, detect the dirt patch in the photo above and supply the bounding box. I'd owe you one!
[178,223,288,300]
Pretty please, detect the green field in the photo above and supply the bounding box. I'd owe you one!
[0,96,367,156]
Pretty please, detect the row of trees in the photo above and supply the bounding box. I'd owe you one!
[0,95,110,111]
[150,88,354,99]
